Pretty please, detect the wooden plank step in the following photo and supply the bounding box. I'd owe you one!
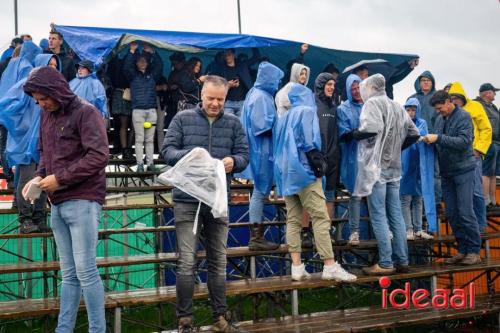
[1,261,498,320]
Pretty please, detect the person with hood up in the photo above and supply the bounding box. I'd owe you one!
[0,53,60,234]
[337,74,363,245]
[314,72,339,219]
[237,62,283,251]
[23,66,109,332]
[275,63,310,118]
[0,41,42,204]
[400,98,436,240]
[423,90,481,265]
[475,83,500,209]
[275,63,315,247]
[410,71,442,203]
[448,81,492,232]
[353,74,420,276]
[69,60,108,118]
[273,83,356,283]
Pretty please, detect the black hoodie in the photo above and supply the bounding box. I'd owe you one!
[314,73,339,191]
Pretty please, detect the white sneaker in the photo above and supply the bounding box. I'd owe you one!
[415,230,434,240]
[406,229,415,240]
[348,232,360,246]
[291,263,311,281]
[322,262,357,282]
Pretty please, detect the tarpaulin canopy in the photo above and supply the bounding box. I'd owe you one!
[55,24,419,86]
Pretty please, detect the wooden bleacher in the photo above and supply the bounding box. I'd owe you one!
[1,168,499,332]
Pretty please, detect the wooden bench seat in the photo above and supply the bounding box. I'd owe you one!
[230,295,500,333]
[1,234,499,274]
[1,259,498,320]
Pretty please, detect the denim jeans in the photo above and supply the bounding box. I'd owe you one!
[367,181,408,268]
[348,196,361,233]
[400,195,423,232]
[51,200,105,333]
[174,202,229,319]
[442,169,481,254]
[249,189,268,223]
[132,108,157,165]
[473,157,487,230]
[223,100,244,119]
[434,153,442,203]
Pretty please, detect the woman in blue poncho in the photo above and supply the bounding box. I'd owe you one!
[69,60,108,119]
[0,53,60,233]
[400,98,436,239]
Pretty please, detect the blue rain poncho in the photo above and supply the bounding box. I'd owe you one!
[337,74,362,193]
[273,83,321,196]
[0,41,41,97]
[236,62,284,194]
[0,54,61,166]
[400,97,437,231]
[69,72,108,118]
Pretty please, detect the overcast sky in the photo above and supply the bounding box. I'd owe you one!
[1,0,499,103]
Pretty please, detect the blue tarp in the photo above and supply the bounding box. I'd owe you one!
[55,25,418,86]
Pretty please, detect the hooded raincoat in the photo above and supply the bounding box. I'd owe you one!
[314,72,339,191]
[273,83,321,196]
[353,74,419,197]
[69,72,108,118]
[23,67,109,205]
[237,62,284,194]
[409,71,437,133]
[275,63,310,118]
[400,98,437,231]
[337,74,362,193]
[0,54,62,166]
[449,82,492,155]
[0,41,41,97]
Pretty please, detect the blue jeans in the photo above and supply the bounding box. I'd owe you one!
[367,181,408,268]
[348,196,361,233]
[223,100,244,119]
[249,189,267,223]
[442,169,481,254]
[174,202,229,319]
[473,157,487,230]
[51,200,105,333]
[401,195,423,232]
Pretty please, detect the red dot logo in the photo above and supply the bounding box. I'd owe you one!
[379,276,391,288]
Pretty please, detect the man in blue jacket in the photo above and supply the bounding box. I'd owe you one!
[162,75,248,332]
[423,90,481,265]
[237,62,283,251]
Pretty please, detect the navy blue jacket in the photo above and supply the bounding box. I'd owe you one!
[162,105,249,202]
[213,48,261,99]
[435,106,476,177]
[124,51,163,110]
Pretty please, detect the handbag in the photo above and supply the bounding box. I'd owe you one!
[177,89,199,112]
[122,88,131,101]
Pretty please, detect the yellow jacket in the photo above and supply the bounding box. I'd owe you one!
[449,82,492,154]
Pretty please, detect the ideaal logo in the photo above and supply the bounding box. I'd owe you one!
[379,276,475,309]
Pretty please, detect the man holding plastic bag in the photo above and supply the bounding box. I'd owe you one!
[161,75,248,333]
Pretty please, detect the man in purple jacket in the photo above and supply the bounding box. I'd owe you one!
[23,66,109,333]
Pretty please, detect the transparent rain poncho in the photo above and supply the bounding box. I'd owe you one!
[158,147,228,233]
[353,74,418,197]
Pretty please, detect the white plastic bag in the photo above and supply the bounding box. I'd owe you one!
[158,148,228,232]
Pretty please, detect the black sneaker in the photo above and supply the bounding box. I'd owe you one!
[20,220,40,234]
